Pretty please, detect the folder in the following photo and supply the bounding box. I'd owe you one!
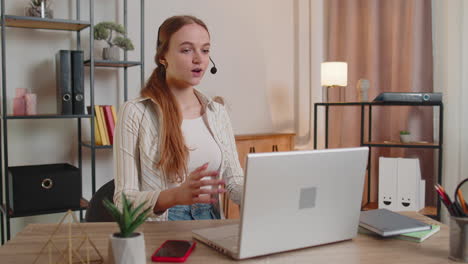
[71,50,85,115]
[55,50,72,115]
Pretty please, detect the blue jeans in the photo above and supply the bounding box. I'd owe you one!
[168,203,218,221]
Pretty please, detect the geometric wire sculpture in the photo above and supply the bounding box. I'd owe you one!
[32,210,104,264]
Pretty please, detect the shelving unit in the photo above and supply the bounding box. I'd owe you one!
[313,101,443,219]
[0,0,95,244]
[80,0,145,195]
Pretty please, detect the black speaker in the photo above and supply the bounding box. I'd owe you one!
[8,163,81,214]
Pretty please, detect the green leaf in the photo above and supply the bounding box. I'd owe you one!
[126,207,152,235]
[102,193,150,238]
[113,36,135,51]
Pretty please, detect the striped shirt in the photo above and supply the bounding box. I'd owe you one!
[113,89,244,221]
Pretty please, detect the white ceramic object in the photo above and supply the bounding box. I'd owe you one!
[108,232,146,264]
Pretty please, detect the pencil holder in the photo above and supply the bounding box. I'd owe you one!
[450,216,468,262]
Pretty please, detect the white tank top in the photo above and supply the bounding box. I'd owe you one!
[167,115,222,189]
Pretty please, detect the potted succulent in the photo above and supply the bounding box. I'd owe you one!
[26,0,53,18]
[94,22,135,61]
[103,194,151,264]
[399,130,412,143]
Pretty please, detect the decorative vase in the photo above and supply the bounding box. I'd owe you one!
[400,134,412,143]
[102,46,120,61]
[25,1,53,18]
[108,232,146,264]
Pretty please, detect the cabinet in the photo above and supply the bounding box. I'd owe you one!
[223,133,295,219]
[0,0,145,244]
[313,102,443,219]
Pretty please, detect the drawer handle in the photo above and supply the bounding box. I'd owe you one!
[272,145,279,152]
[41,178,54,190]
[249,147,256,153]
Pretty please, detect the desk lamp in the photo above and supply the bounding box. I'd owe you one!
[321,62,348,102]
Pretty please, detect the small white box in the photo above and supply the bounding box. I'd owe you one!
[378,157,426,212]
[397,158,421,211]
[378,157,398,211]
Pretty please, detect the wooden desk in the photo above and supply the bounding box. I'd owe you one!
[0,212,455,263]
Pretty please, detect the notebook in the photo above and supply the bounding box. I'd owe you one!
[359,209,431,237]
[192,147,369,259]
[395,225,440,242]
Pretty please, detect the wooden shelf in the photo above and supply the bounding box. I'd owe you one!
[1,198,88,218]
[81,142,113,149]
[363,141,440,148]
[362,202,437,217]
[5,114,92,120]
[84,60,141,68]
[2,15,90,31]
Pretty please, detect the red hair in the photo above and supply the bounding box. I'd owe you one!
[141,15,209,183]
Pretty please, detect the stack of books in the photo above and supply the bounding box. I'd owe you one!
[359,209,440,242]
[87,105,117,146]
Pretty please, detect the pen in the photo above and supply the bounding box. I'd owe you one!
[435,185,457,217]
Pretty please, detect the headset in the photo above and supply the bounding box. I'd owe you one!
[157,26,218,74]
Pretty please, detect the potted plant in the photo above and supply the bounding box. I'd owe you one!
[94,22,135,61]
[103,194,151,264]
[26,0,53,18]
[399,130,412,143]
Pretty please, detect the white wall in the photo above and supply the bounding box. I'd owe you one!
[1,0,323,239]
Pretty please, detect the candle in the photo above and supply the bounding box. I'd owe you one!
[25,93,37,115]
[13,97,26,116]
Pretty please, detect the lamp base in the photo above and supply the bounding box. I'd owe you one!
[323,86,346,103]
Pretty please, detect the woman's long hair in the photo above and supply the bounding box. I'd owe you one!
[141,15,210,183]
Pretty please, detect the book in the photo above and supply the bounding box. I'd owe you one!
[395,224,440,243]
[102,105,115,144]
[95,105,110,145]
[87,106,102,146]
[359,209,431,237]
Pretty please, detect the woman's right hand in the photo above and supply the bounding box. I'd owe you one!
[175,162,226,205]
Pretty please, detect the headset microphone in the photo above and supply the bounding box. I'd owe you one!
[209,57,218,74]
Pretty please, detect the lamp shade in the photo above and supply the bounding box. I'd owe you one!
[321,62,348,86]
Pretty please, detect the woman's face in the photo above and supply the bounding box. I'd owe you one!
[162,23,211,89]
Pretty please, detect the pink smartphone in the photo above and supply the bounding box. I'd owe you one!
[151,240,196,262]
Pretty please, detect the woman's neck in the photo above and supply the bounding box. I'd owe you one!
[169,86,203,119]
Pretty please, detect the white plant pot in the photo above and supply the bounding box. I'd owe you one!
[400,134,412,143]
[108,232,146,264]
[102,46,120,61]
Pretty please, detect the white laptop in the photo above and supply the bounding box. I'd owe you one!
[192,147,369,260]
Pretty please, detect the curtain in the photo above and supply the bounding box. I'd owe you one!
[324,0,434,208]
[432,0,468,223]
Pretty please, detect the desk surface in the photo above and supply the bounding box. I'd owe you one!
[0,212,455,264]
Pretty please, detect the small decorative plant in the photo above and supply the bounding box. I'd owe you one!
[103,194,151,237]
[26,0,53,18]
[399,130,412,143]
[94,22,134,60]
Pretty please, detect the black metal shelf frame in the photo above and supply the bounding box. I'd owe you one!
[313,101,443,220]
[1,198,88,218]
[85,0,145,200]
[0,0,95,245]
[0,0,146,245]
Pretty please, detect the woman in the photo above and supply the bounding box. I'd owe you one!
[113,15,244,221]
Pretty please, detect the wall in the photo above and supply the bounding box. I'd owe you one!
[1,0,323,239]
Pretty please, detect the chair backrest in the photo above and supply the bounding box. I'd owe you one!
[85,180,115,222]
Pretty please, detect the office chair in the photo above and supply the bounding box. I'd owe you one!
[85,180,115,222]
